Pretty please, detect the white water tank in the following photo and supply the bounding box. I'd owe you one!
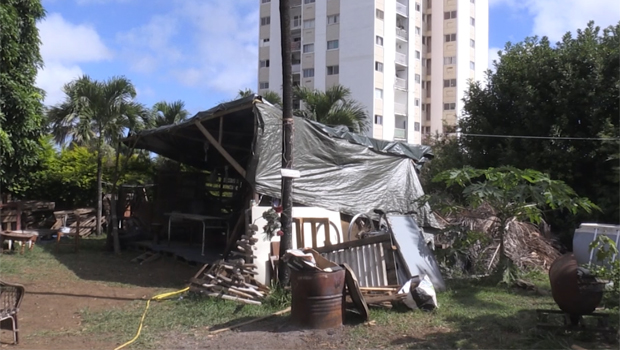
[572,223,620,265]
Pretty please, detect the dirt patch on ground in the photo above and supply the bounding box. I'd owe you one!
[0,243,200,349]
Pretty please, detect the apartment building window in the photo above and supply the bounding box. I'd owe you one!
[304,19,315,29]
[259,82,269,89]
[327,14,340,25]
[415,27,421,35]
[415,98,420,107]
[414,122,420,132]
[415,50,421,59]
[444,103,456,110]
[260,38,270,47]
[470,39,476,48]
[427,14,432,30]
[425,104,431,120]
[304,0,315,3]
[445,33,457,42]
[376,9,384,20]
[471,0,475,3]
[415,2,421,11]
[303,43,314,53]
[426,81,431,97]
[444,11,457,19]
[470,17,475,26]
[470,61,475,70]
[327,40,339,50]
[427,36,432,52]
[444,56,456,64]
[259,59,270,68]
[327,65,339,75]
[375,88,383,99]
[376,35,383,46]
[415,74,421,83]
[261,0,270,3]
[374,115,383,125]
[424,126,431,134]
[260,17,270,26]
[375,61,383,72]
[443,79,456,87]
[303,68,315,78]
[426,59,431,71]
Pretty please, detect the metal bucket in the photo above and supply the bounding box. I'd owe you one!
[290,268,346,329]
[549,253,604,316]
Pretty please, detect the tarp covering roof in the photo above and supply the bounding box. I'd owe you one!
[123,96,439,228]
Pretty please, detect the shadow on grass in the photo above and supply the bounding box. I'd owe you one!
[31,236,202,289]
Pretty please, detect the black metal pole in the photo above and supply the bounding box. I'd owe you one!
[278,0,294,286]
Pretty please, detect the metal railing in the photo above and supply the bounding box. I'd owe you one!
[395,77,407,89]
[396,2,407,16]
[395,52,407,66]
[394,128,407,140]
[292,64,301,73]
[394,102,407,115]
[291,42,301,51]
[396,27,408,40]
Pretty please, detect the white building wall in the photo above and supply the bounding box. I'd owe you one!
[340,0,376,137]
[382,1,397,141]
[474,0,489,82]
[314,1,328,90]
[268,2,283,95]
[429,0,444,135]
[455,0,471,120]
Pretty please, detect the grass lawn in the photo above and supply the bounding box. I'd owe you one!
[1,237,617,349]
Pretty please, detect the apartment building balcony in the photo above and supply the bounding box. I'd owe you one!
[291,19,302,30]
[291,41,301,51]
[395,52,407,66]
[394,128,407,140]
[394,102,407,115]
[396,2,407,17]
[292,64,300,73]
[394,77,407,90]
[291,0,301,7]
[396,27,408,41]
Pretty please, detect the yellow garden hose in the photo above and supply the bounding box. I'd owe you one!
[114,287,190,350]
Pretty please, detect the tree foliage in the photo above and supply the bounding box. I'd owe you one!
[148,100,189,128]
[457,21,619,235]
[0,0,46,192]
[293,84,369,133]
[431,166,599,278]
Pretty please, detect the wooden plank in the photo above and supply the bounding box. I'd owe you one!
[383,241,398,285]
[209,307,291,335]
[194,121,246,178]
[313,234,391,253]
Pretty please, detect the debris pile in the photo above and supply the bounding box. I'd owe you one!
[189,227,269,304]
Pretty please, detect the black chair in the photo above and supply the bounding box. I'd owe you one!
[0,280,24,344]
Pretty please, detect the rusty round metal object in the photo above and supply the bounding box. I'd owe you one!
[290,268,346,329]
[549,253,604,316]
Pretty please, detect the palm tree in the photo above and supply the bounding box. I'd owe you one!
[48,75,144,252]
[149,100,189,128]
[237,88,282,105]
[293,84,369,133]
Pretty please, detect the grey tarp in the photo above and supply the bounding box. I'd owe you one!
[252,102,440,228]
[123,96,440,228]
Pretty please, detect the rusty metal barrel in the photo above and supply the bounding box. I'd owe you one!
[549,253,604,317]
[290,268,346,329]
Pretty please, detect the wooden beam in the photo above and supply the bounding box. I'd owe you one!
[218,116,224,144]
[194,121,247,178]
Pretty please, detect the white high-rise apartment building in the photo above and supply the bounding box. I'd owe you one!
[258,0,488,144]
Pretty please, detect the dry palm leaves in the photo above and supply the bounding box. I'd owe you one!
[435,203,560,273]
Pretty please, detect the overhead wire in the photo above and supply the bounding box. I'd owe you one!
[448,133,619,141]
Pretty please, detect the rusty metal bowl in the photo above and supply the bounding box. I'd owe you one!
[549,253,605,318]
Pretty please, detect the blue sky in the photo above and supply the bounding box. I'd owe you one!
[38,0,619,116]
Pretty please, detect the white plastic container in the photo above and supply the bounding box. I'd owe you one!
[572,223,620,265]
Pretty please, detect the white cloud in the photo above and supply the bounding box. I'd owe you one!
[116,15,183,73]
[488,47,502,70]
[37,13,112,105]
[491,0,619,43]
[118,0,259,96]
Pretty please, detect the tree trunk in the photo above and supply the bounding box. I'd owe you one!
[277,0,293,287]
[96,141,103,237]
[111,146,122,255]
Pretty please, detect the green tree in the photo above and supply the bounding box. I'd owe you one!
[237,88,282,105]
[293,84,369,133]
[459,21,620,237]
[432,166,599,280]
[149,100,189,127]
[47,75,144,249]
[0,0,46,193]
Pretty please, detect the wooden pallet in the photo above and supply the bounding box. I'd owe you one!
[131,251,161,265]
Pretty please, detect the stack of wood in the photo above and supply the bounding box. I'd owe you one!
[356,286,406,308]
[189,229,269,304]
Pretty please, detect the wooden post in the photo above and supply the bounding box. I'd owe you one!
[278,0,294,286]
